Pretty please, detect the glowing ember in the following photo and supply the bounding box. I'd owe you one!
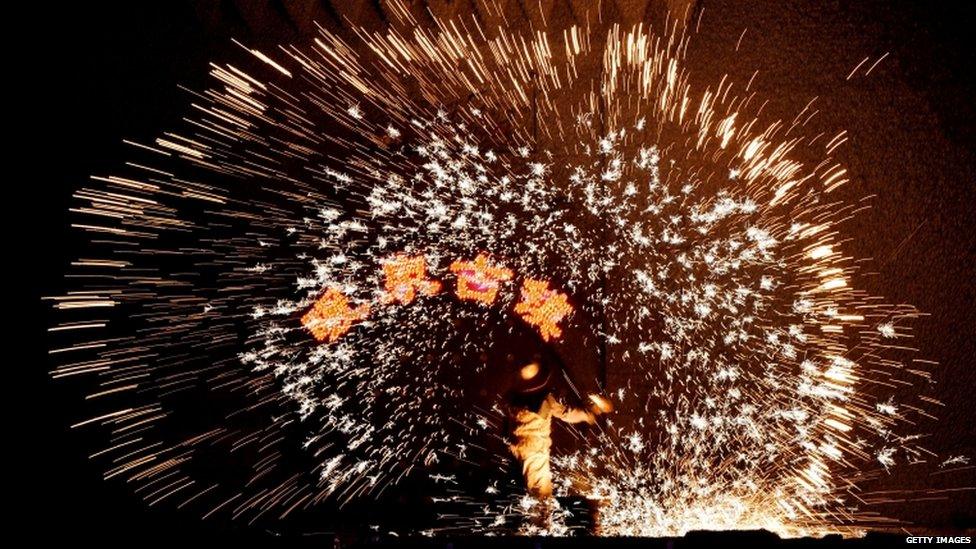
[449,254,514,306]
[515,279,573,341]
[301,288,370,342]
[381,254,441,305]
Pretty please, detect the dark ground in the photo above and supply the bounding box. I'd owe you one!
[16,0,976,546]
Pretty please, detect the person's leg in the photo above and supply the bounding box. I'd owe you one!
[522,451,554,498]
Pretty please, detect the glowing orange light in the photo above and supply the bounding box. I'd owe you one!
[449,254,513,305]
[520,362,541,380]
[301,287,370,342]
[381,254,441,304]
[514,278,573,341]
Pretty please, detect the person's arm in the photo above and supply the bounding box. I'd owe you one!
[549,396,597,425]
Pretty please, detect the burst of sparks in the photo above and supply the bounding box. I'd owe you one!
[47,0,947,537]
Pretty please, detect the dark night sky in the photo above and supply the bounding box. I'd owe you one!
[18,0,976,545]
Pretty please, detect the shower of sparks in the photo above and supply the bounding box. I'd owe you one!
[47,0,944,537]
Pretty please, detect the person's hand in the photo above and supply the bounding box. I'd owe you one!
[587,394,614,415]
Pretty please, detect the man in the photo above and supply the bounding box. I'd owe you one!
[507,358,613,499]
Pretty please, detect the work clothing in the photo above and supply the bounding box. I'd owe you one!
[509,394,595,497]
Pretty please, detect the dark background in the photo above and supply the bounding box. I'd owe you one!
[18,0,976,545]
